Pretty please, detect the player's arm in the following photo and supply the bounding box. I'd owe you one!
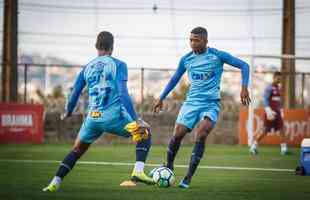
[153,58,186,114]
[116,62,138,120]
[218,50,251,106]
[263,85,272,108]
[116,62,151,142]
[65,68,86,118]
[263,85,276,120]
[117,80,138,120]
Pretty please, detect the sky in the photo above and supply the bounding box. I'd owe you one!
[0,0,309,72]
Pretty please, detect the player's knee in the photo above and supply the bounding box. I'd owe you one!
[261,131,268,137]
[71,148,83,158]
[173,125,188,141]
[72,144,89,158]
[197,120,213,137]
[196,132,208,142]
[172,134,184,143]
[146,128,152,142]
[197,128,211,141]
[142,127,152,141]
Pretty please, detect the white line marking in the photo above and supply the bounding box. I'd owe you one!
[0,159,294,172]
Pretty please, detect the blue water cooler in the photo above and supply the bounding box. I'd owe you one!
[300,138,310,175]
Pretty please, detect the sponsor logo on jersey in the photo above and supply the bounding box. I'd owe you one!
[90,111,102,118]
[191,71,214,80]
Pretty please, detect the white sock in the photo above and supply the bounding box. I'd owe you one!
[251,141,258,149]
[134,161,145,173]
[281,143,287,151]
[51,176,62,185]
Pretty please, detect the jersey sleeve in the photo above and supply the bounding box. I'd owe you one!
[263,85,272,107]
[159,58,186,100]
[66,68,86,114]
[217,50,250,87]
[116,61,128,81]
[116,62,138,120]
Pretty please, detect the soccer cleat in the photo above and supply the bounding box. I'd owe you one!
[249,147,258,155]
[281,149,288,155]
[178,178,190,189]
[120,180,137,187]
[131,171,155,185]
[42,182,59,192]
[42,177,61,192]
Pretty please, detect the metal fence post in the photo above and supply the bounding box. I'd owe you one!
[141,67,144,105]
[301,73,305,108]
[24,64,28,103]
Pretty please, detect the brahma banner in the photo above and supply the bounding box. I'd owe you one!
[0,103,44,144]
[239,108,310,146]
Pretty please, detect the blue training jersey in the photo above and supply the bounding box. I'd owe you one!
[66,55,137,120]
[160,47,249,104]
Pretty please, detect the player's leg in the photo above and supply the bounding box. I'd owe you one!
[279,129,288,155]
[131,128,154,184]
[113,109,154,184]
[255,131,268,143]
[43,138,90,192]
[167,104,197,171]
[43,118,100,192]
[250,116,271,155]
[277,116,287,155]
[166,124,190,171]
[179,117,214,188]
[250,130,267,154]
[179,101,219,188]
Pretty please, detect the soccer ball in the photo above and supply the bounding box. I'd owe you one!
[150,167,175,187]
[148,167,159,178]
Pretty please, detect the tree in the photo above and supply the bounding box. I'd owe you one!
[36,85,66,113]
[171,79,189,101]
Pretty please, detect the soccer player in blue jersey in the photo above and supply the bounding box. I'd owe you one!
[153,27,251,188]
[43,31,154,192]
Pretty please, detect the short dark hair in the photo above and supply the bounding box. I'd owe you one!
[191,27,208,38]
[274,71,282,77]
[95,31,114,51]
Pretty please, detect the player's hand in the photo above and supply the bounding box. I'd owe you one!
[280,109,284,118]
[265,107,276,120]
[240,86,251,106]
[152,99,163,115]
[137,118,150,130]
[60,112,71,120]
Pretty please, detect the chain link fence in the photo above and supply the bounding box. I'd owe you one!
[1,56,309,144]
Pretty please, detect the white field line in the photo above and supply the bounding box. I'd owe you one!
[0,159,294,172]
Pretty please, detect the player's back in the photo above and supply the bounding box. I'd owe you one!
[83,55,120,112]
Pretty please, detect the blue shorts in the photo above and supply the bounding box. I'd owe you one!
[78,105,133,143]
[176,101,220,130]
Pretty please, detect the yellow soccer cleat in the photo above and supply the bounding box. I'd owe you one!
[42,177,61,192]
[131,171,155,185]
[42,183,59,192]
